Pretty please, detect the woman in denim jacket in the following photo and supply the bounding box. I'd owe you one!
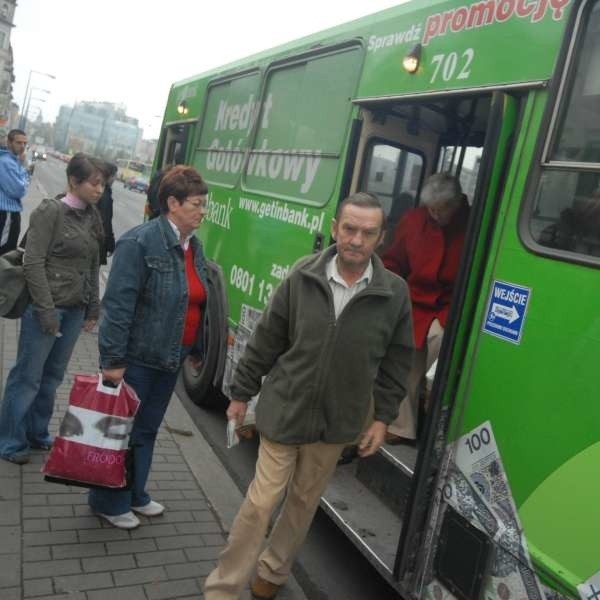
[89,165,209,529]
[0,153,106,464]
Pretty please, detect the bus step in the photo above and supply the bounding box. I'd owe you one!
[355,443,417,517]
[321,461,403,578]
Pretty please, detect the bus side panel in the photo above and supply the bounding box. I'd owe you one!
[426,91,599,598]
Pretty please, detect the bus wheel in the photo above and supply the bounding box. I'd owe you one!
[181,296,228,411]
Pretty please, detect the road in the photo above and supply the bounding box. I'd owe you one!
[26,156,403,600]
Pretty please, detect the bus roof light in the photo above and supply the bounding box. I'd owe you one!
[403,44,422,74]
[177,100,189,116]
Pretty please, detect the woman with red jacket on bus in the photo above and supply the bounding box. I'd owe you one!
[382,172,469,444]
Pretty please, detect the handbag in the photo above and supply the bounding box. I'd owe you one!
[0,248,29,318]
[42,374,140,489]
[0,198,65,319]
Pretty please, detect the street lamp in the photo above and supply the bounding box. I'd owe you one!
[19,70,56,129]
[23,87,50,129]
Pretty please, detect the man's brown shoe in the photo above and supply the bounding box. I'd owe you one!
[251,575,280,600]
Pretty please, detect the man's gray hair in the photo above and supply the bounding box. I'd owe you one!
[335,192,385,229]
[420,173,463,207]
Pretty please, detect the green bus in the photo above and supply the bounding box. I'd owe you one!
[151,0,599,597]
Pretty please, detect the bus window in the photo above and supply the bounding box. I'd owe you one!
[243,46,362,205]
[530,0,600,258]
[437,145,483,202]
[164,124,190,167]
[195,72,261,187]
[360,141,423,225]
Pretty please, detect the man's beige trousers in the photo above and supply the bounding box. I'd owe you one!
[204,436,345,600]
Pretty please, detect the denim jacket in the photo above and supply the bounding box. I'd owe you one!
[99,216,209,373]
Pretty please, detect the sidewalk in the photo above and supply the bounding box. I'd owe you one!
[0,319,307,600]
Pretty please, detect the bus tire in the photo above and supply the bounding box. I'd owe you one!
[181,282,228,411]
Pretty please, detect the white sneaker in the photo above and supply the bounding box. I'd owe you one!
[97,511,140,529]
[131,500,165,517]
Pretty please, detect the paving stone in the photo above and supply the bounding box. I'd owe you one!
[202,533,226,546]
[0,460,21,478]
[22,494,48,506]
[23,530,78,546]
[48,492,88,505]
[130,523,178,539]
[156,534,206,550]
[185,545,221,561]
[23,504,73,518]
[23,518,50,532]
[51,515,102,530]
[87,585,148,600]
[113,565,167,586]
[145,577,201,599]
[0,587,22,600]
[181,489,205,500]
[154,511,194,523]
[33,592,87,599]
[0,525,21,553]
[52,542,106,559]
[157,480,198,490]
[23,578,53,597]
[82,554,136,573]
[135,549,186,567]
[54,571,113,593]
[151,462,189,472]
[24,558,81,578]
[23,545,51,561]
[78,527,130,542]
[175,521,222,535]
[0,500,20,525]
[192,510,217,522]
[149,489,185,501]
[106,538,157,555]
[165,560,212,579]
[163,499,208,511]
[1,477,20,499]
[0,554,20,586]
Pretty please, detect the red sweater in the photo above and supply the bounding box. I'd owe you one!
[182,246,206,346]
[382,203,469,348]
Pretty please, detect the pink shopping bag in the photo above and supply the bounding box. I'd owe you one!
[42,374,140,489]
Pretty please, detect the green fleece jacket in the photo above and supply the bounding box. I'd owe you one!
[230,245,414,445]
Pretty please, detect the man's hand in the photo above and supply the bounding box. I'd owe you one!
[226,399,247,426]
[101,367,126,385]
[358,420,387,457]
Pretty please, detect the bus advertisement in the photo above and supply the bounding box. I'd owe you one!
[150,0,599,598]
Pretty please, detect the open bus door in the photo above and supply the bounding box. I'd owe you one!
[396,91,520,597]
[321,90,521,596]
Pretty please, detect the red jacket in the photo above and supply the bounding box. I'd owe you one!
[382,203,469,348]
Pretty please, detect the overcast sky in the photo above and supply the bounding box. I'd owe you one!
[11,0,402,140]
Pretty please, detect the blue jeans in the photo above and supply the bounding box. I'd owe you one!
[0,305,85,458]
[88,362,180,515]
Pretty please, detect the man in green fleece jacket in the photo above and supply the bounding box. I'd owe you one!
[204,192,414,600]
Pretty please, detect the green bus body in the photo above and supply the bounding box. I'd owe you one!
[153,0,599,598]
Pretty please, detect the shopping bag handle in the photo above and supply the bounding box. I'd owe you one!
[96,375,123,395]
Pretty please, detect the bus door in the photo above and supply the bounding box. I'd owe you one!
[156,123,193,170]
[320,90,521,591]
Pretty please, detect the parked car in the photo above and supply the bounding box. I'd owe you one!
[124,176,149,193]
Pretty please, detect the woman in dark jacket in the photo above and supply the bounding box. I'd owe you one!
[96,162,116,265]
[0,153,106,464]
[89,165,209,529]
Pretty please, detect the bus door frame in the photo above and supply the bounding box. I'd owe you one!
[392,90,522,591]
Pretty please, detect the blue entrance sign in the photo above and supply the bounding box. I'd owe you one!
[482,280,531,344]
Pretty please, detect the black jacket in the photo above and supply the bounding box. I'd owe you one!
[96,185,115,265]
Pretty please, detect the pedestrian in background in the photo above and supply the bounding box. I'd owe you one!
[204,192,413,600]
[0,153,105,464]
[382,172,469,444]
[0,129,30,255]
[89,165,209,529]
[96,161,117,265]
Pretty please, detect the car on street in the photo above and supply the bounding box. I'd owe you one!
[124,175,149,194]
[32,145,47,160]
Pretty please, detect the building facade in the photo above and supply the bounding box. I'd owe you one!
[0,0,16,129]
[54,101,142,160]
